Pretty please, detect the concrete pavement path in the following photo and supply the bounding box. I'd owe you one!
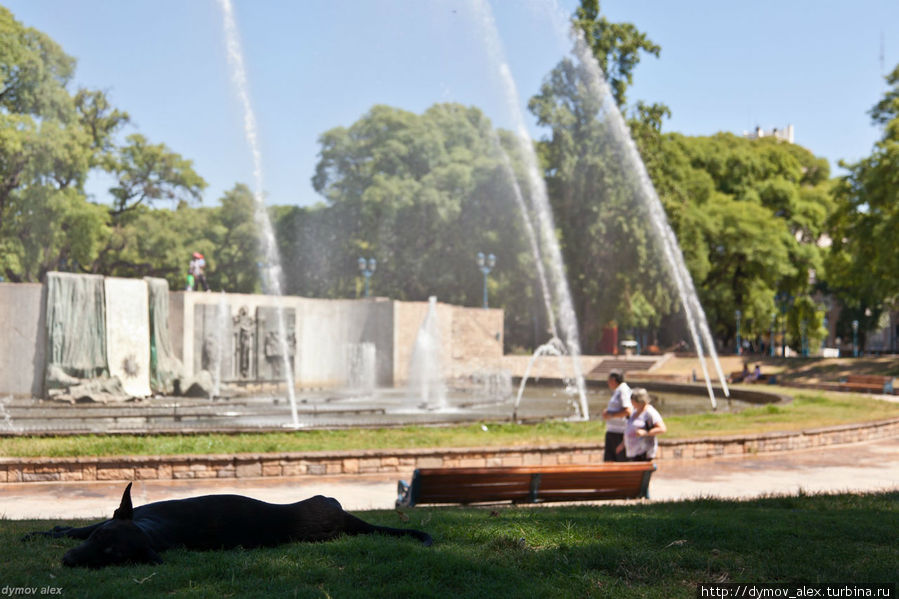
[1,437,896,520]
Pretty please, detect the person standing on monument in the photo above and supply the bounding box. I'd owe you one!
[189,252,210,292]
[602,369,632,461]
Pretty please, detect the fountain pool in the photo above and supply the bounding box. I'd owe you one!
[0,384,776,435]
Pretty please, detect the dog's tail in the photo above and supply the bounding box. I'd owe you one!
[344,514,433,547]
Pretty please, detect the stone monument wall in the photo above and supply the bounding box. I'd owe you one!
[0,283,46,397]
[392,300,503,384]
[104,278,151,397]
[171,293,399,389]
[0,279,505,396]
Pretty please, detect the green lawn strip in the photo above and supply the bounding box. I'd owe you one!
[1,391,896,458]
[5,492,896,598]
[663,389,899,438]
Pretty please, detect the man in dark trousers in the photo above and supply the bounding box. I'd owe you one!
[602,369,632,461]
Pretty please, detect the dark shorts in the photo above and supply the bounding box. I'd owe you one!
[603,431,625,462]
[629,453,651,462]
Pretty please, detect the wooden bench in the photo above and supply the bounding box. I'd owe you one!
[395,463,656,508]
[841,375,895,394]
[730,370,769,384]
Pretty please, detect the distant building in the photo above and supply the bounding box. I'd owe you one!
[743,124,794,143]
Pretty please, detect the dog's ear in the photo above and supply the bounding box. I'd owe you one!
[113,482,134,521]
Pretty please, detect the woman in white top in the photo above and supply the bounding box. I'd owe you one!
[619,387,666,461]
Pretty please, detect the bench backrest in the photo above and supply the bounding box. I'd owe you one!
[399,463,656,507]
[846,375,895,393]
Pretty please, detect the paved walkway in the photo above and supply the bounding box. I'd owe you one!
[2,437,896,520]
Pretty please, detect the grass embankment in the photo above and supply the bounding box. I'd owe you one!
[1,391,897,458]
[6,492,896,598]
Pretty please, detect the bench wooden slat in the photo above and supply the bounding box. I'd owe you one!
[842,375,895,394]
[846,375,893,383]
[414,464,651,476]
[539,477,643,490]
[396,463,656,507]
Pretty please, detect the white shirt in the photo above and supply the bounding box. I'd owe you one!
[624,404,664,458]
[604,382,632,434]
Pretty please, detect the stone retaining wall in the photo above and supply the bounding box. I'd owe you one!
[3,417,897,484]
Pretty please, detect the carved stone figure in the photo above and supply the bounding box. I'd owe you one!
[232,307,255,380]
[256,306,296,381]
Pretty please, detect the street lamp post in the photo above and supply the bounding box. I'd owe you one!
[358,257,376,298]
[735,309,742,355]
[769,313,777,357]
[775,292,792,358]
[801,318,809,357]
[476,252,496,309]
[852,319,859,357]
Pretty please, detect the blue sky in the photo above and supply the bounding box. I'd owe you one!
[4,0,897,208]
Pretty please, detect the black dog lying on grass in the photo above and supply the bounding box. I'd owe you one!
[24,483,432,568]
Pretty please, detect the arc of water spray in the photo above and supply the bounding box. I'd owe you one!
[486,129,574,420]
[539,0,729,406]
[211,290,230,399]
[469,0,589,421]
[217,0,301,426]
[489,138,558,341]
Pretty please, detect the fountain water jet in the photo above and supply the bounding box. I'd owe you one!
[217,0,300,425]
[345,343,376,394]
[512,337,580,421]
[407,297,447,411]
[210,291,229,399]
[469,0,589,420]
[537,0,729,406]
[489,139,558,341]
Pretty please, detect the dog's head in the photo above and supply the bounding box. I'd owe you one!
[62,483,162,568]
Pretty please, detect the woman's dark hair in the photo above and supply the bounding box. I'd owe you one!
[607,369,624,384]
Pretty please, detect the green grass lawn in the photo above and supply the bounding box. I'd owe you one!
[1,390,897,458]
[5,492,896,598]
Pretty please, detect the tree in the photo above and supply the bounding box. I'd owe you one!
[208,184,261,294]
[74,89,130,158]
[654,133,833,350]
[573,0,661,109]
[0,7,208,283]
[296,103,545,349]
[527,0,835,352]
[826,63,899,349]
[0,7,109,281]
[0,6,75,121]
[528,56,680,349]
[529,54,833,351]
[104,133,206,216]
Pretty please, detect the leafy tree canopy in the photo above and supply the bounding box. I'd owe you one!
[573,0,660,109]
[0,6,207,283]
[826,63,899,348]
[294,103,548,348]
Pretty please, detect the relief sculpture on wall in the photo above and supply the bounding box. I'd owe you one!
[256,306,296,381]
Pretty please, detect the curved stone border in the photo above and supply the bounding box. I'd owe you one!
[2,417,897,484]
[632,380,791,405]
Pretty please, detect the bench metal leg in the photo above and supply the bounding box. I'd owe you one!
[528,473,542,503]
[396,480,411,508]
[639,465,656,499]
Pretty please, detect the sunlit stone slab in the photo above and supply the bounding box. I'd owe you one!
[104,277,151,397]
